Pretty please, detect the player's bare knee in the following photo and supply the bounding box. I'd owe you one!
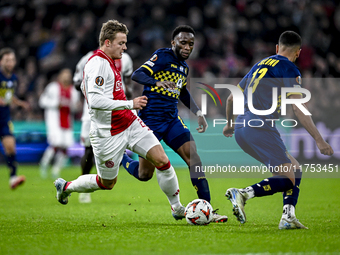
[146,145,169,167]
[152,155,169,168]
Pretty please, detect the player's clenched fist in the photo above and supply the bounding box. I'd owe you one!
[132,96,148,110]
[222,124,234,138]
[316,140,334,156]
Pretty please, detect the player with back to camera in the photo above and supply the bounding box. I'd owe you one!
[0,48,29,189]
[73,49,133,203]
[222,31,333,229]
[120,25,228,222]
[54,20,187,220]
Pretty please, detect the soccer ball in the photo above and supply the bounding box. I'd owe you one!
[184,199,213,225]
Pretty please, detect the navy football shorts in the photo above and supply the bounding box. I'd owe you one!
[235,126,291,168]
[0,120,13,138]
[144,115,192,151]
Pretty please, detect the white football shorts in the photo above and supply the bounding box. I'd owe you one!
[47,127,74,148]
[90,117,160,180]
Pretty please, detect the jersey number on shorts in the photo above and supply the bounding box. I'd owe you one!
[248,68,268,93]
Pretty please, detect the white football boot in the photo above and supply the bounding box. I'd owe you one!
[171,205,186,220]
[279,216,308,229]
[279,204,308,229]
[54,178,70,205]
[225,188,247,223]
[9,175,26,190]
[211,209,228,223]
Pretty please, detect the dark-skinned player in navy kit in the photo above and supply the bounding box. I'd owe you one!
[121,25,228,222]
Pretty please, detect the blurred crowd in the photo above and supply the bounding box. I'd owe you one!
[0,0,339,126]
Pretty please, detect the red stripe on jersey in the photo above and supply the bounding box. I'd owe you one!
[94,50,136,136]
[59,83,71,128]
[115,59,122,73]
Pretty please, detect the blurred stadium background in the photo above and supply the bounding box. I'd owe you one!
[0,0,339,167]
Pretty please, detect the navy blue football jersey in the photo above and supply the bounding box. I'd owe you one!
[236,55,302,131]
[0,70,18,123]
[137,48,189,122]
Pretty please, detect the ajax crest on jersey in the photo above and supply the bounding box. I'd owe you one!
[184,199,213,225]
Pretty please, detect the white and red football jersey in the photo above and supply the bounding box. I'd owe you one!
[82,50,136,137]
[75,51,133,123]
[39,81,79,146]
[39,81,79,128]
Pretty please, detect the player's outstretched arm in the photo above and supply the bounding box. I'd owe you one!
[131,67,176,89]
[290,94,333,156]
[89,92,137,111]
[131,68,160,86]
[223,93,235,137]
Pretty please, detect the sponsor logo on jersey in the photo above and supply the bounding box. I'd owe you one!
[150,54,158,62]
[95,76,104,86]
[145,60,155,67]
[115,80,123,91]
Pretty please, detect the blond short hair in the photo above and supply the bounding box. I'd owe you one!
[99,20,129,47]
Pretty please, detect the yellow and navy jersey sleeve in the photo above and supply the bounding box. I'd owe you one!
[136,48,190,122]
[139,48,189,100]
[140,50,167,76]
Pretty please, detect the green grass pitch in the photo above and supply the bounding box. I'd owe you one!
[0,165,339,255]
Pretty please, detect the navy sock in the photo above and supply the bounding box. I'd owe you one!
[283,169,302,207]
[251,175,294,197]
[190,163,211,203]
[81,146,94,175]
[6,154,17,177]
[121,153,141,180]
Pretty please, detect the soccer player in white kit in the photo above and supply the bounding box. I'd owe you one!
[73,51,133,203]
[54,20,186,220]
[39,69,80,178]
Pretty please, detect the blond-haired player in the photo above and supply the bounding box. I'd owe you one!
[54,20,186,219]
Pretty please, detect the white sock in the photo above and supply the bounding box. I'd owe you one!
[240,186,255,200]
[65,174,101,193]
[282,204,296,219]
[156,165,182,208]
[52,151,67,177]
[40,146,55,170]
